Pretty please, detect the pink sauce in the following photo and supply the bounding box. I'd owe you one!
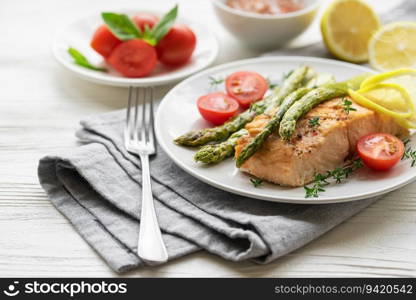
[226,0,305,15]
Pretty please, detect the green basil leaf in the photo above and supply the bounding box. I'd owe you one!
[151,5,178,43]
[101,12,141,40]
[67,47,107,72]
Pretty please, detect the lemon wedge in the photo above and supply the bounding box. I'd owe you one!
[369,22,416,71]
[321,0,380,63]
[349,83,414,119]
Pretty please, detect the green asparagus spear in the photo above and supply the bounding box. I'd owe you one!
[194,129,248,163]
[265,66,310,111]
[235,88,310,167]
[174,66,310,147]
[278,74,370,141]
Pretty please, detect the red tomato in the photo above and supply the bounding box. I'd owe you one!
[357,133,405,171]
[225,71,268,108]
[107,40,157,78]
[132,13,159,32]
[197,92,239,125]
[155,24,196,66]
[90,25,122,58]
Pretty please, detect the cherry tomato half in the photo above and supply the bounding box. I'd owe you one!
[225,71,268,109]
[132,13,159,32]
[155,24,197,66]
[197,92,239,125]
[107,39,157,78]
[90,25,122,58]
[357,133,405,171]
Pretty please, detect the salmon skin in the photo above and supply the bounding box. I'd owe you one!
[235,97,408,187]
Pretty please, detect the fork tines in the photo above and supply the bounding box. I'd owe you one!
[125,87,156,152]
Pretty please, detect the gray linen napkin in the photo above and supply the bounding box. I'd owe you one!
[38,110,376,273]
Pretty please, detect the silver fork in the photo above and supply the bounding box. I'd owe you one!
[125,86,168,264]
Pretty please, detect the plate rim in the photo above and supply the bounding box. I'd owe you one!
[51,9,219,87]
[155,56,416,204]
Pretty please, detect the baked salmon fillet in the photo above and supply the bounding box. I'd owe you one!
[235,97,408,187]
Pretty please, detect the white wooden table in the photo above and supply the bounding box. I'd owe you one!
[1,0,415,277]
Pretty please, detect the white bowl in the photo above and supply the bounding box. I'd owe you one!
[212,0,320,50]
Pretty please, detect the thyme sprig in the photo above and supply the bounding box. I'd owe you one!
[283,70,294,80]
[304,158,363,198]
[342,97,357,115]
[250,178,263,188]
[267,78,278,90]
[209,76,224,87]
[309,116,320,127]
[402,139,416,167]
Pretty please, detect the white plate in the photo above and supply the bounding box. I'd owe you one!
[155,56,416,204]
[52,10,219,87]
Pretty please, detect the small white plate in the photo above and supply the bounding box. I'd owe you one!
[52,10,219,87]
[155,56,416,204]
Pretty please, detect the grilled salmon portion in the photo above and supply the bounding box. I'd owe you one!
[235,97,408,187]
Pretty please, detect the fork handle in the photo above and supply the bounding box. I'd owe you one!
[137,153,168,264]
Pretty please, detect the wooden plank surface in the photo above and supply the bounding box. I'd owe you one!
[0,0,415,277]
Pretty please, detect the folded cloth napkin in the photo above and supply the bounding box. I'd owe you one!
[38,110,377,273]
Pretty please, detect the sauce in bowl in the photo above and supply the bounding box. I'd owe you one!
[226,0,305,14]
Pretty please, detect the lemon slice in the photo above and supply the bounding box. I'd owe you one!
[369,22,416,71]
[394,116,416,129]
[362,68,416,101]
[349,83,414,119]
[321,0,380,63]
[362,69,416,86]
[361,69,416,129]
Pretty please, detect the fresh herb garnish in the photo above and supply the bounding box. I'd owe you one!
[342,97,357,115]
[67,47,107,72]
[402,139,416,167]
[250,178,263,188]
[304,175,327,198]
[309,116,320,127]
[209,76,224,87]
[150,5,178,43]
[283,70,294,80]
[101,13,141,40]
[101,5,178,45]
[267,78,278,90]
[304,158,363,198]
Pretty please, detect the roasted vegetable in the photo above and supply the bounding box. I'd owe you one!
[194,129,248,163]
